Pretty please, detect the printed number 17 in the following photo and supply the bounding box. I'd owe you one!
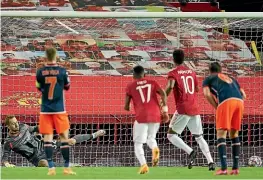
[136,84,151,103]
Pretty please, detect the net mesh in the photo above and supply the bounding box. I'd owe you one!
[1,15,263,167]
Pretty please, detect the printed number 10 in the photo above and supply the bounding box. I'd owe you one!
[181,76,194,94]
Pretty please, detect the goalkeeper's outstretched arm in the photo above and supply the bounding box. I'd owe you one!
[28,125,39,134]
[56,130,106,146]
[2,142,15,167]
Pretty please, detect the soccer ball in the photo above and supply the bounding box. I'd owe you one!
[248,156,262,167]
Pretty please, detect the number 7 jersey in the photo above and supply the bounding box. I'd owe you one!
[126,78,161,123]
[36,64,70,113]
[168,65,200,115]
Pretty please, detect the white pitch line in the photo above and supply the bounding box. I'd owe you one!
[4,179,260,180]
[54,19,79,34]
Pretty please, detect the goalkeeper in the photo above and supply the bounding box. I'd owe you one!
[2,115,105,167]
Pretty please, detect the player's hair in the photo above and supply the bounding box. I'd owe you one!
[209,62,222,73]
[173,49,184,65]
[133,65,144,76]
[5,115,15,126]
[45,47,57,61]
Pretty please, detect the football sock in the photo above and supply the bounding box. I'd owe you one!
[146,138,158,149]
[231,137,240,170]
[167,134,193,154]
[134,142,147,166]
[217,138,227,170]
[60,142,70,168]
[73,134,93,143]
[44,142,54,168]
[195,136,214,164]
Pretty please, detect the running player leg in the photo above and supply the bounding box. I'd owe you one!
[133,121,149,174]
[54,113,75,175]
[229,101,244,175]
[146,123,160,167]
[39,114,56,175]
[167,113,196,169]
[215,102,231,175]
[187,115,215,171]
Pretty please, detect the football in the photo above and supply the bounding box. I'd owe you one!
[248,156,262,167]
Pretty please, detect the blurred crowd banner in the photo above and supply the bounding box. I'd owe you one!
[1,17,262,77]
[1,0,169,11]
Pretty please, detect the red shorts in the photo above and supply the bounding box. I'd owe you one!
[216,99,244,131]
[39,113,70,134]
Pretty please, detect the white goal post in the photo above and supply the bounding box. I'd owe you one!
[1,11,263,167]
[1,11,263,18]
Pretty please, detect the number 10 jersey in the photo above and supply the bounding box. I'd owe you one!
[168,65,200,116]
[126,78,162,123]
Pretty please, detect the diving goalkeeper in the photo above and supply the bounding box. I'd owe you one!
[2,115,105,167]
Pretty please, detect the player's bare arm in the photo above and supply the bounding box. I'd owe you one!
[36,70,42,92]
[240,88,246,99]
[157,87,169,123]
[195,86,199,92]
[234,78,246,100]
[203,87,218,109]
[165,79,175,97]
[124,95,132,111]
[194,74,199,93]
[64,71,70,91]
[157,88,167,106]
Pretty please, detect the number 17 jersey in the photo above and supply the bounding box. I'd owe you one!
[168,65,199,115]
[36,64,70,113]
[126,79,161,123]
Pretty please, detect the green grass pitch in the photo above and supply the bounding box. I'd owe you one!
[1,167,263,179]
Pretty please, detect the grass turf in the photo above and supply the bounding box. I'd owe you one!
[1,167,263,179]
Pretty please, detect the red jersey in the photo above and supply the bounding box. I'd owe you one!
[168,65,199,115]
[126,78,161,123]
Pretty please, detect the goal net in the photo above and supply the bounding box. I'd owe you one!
[1,11,263,167]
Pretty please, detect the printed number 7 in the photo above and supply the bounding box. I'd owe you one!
[45,77,57,100]
[136,84,151,103]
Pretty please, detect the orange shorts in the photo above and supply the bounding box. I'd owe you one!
[39,113,70,134]
[216,99,244,131]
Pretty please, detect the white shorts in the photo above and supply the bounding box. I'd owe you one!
[133,121,160,143]
[169,112,203,135]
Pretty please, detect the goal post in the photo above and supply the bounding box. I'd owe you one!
[2,11,263,18]
[1,11,263,167]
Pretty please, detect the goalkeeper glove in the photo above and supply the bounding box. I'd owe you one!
[4,162,15,168]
